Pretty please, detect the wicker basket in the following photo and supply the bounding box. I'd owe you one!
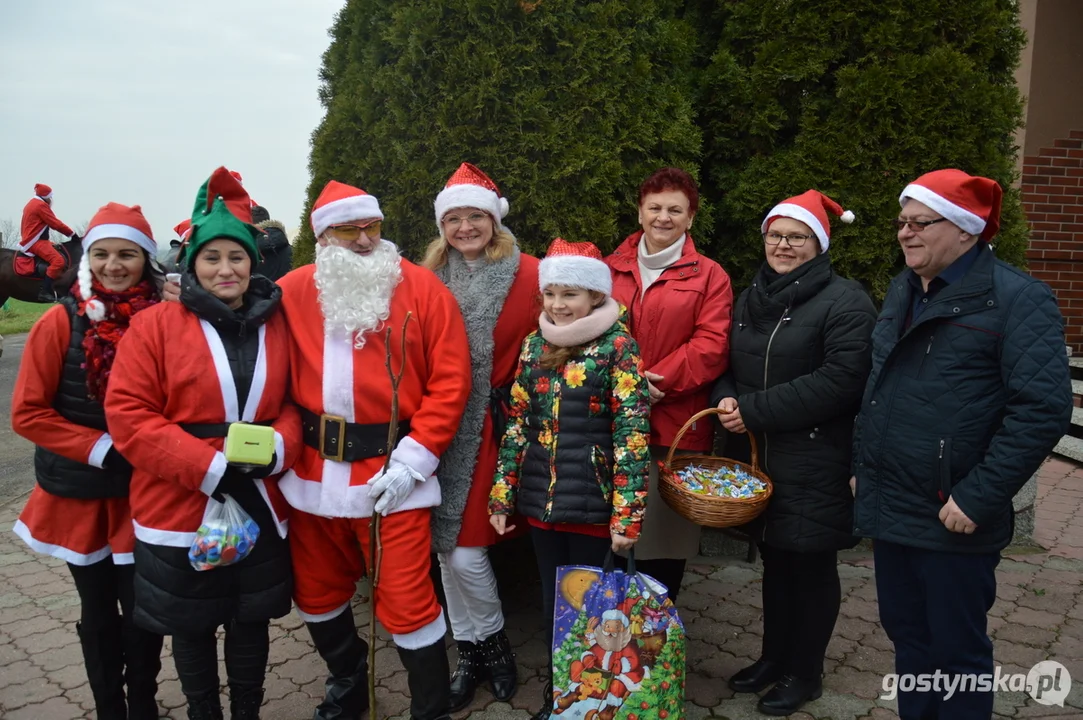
[658,408,773,528]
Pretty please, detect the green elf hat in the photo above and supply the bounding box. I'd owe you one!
[183,166,263,269]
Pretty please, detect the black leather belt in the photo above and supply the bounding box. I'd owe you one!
[181,421,272,439]
[300,408,411,463]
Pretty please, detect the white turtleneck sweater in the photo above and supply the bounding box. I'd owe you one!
[638,233,686,295]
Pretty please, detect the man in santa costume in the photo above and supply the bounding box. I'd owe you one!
[19,183,81,301]
[277,181,471,720]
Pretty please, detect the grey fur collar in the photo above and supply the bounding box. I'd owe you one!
[430,247,520,553]
[256,219,286,232]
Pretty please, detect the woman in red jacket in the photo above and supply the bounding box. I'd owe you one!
[105,169,301,720]
[12,202,164,719]
[606,167,734,600]
[420,162,539,710]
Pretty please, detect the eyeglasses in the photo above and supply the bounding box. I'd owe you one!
[328,221,382,242]
[442,212,490,229]
[763,231,813,247]
[892,218,948,233]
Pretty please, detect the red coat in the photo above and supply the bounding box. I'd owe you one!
[607,232,733,451]
[457,254,539,546]
[104,302,300,546]
[12,305,133,564]
[19,197,73,251]
[276,261,472,519]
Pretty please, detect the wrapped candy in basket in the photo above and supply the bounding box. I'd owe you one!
[188,495,261,571]
[658,408,773,528]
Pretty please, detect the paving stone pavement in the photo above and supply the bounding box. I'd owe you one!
[2,457,1082,719]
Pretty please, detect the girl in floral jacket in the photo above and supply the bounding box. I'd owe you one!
[489,238,650,720]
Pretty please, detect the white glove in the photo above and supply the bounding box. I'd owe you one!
[370,461,422,516]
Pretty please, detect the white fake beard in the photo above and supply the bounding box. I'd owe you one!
[315,240,403,349]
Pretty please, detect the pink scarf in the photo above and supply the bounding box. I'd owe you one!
[538,297,620,347]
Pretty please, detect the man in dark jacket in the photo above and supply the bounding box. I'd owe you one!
[852,169,1072,720]
[250,205,293,280]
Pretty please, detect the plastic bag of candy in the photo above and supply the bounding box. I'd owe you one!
[188,495,260,571]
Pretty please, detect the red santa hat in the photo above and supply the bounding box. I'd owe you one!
[762,189,854,253]
[539,238,612,295]
[899,169,1003,241]
[310,180,384,238]
[79,203,157,322]
[434,162,510,229]
[34,183,52,200]
[174,219,192,242]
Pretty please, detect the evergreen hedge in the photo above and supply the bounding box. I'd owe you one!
[296,0,702,265]
[697,0,1028,294]
[299,0,1027,298]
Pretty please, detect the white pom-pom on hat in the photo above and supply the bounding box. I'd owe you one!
[840,210,855,224]
[77,254,107,322]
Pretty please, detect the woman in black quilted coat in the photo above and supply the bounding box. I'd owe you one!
[710,190,876,717]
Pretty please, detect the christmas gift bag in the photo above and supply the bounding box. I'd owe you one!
[550,552,686,719]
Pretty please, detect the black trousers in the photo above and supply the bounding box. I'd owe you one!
[759,543,841,680]
[530,527,612,658]
[874,540,1000,720]
[68,559,163,720]
[172,619,271,701]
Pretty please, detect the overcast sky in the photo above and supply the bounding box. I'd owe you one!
[0,0,344,248]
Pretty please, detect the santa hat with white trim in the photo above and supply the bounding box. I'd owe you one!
[539,238,612,296]
[79,203,157,321]
[310,180,384,238]
[434,162,509,230]
[762,189,854,254]
[34,183,52,200]
[899,169,1003,242]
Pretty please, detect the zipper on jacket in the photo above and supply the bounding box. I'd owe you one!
[937,438,952,504]
[919,335,934,374]
[761,307,791,477]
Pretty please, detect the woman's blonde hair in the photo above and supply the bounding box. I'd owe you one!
[419,223,517,271]
[539,290,607,370]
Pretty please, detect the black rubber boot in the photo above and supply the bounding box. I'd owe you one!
[305,611,370,720]
[229,686,265,720]
[396,640,452,720]
[185,692,224,720]
[448,640,481,712]
[37,276,57,303]
[123,619,163,720]
[532,677,553,720]
[77,620,128,720]
[480,630,517,702]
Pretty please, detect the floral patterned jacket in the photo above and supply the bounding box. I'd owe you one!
[489,319,651,537]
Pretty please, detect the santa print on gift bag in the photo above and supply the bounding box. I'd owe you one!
[551,556,686,719]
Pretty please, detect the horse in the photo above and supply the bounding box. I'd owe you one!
[0,236,84,308]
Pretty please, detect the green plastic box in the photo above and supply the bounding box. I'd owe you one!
[225,423,276,466]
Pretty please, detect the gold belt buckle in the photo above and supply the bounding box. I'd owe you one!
[319,413,347,462]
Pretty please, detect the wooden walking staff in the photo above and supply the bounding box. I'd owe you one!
[368,312,412,720]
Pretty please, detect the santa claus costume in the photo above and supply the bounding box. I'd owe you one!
[19,182,80,301]
[421,162,539,710]
[105,168,301,720]
[12,202,164,720]
[277,180,470,720]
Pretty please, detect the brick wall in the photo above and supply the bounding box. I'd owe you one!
[1024,129,1083,353]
